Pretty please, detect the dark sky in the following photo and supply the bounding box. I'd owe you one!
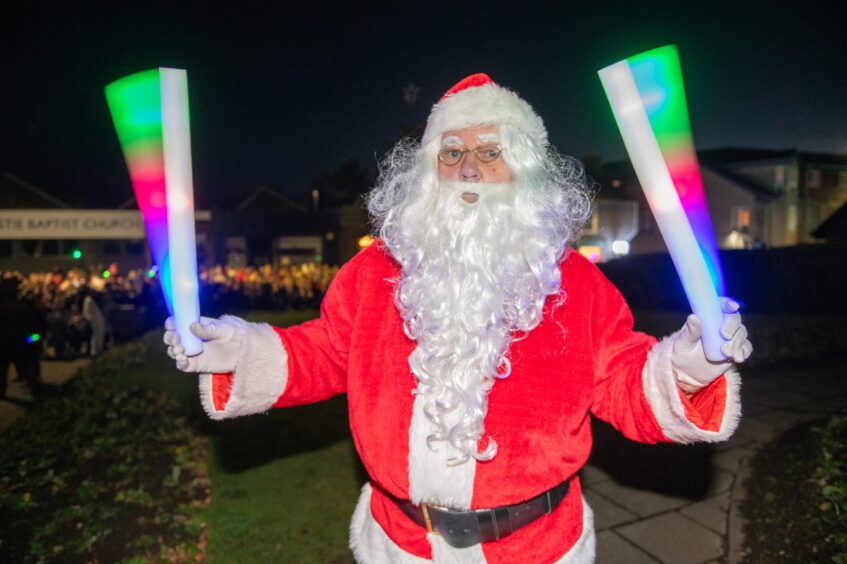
[2,1,844,208]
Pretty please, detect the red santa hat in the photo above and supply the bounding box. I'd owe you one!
[422,73,548,148]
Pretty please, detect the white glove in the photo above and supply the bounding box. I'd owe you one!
[163,316,243,373]
[671,297,753,391]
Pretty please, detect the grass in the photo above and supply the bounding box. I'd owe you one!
[203,309,364,562]
[0,337,210,563]
[134,309,365,562]
[4,307,845,562]
[0,308,364,563]
[204,404,363,562]
[741,413,847,563]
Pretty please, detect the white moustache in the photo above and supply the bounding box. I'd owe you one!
[438,181,515,207]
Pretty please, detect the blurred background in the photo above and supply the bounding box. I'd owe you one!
[1,1,845,562]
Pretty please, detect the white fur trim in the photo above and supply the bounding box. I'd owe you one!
[198,316,288,420]
[642,335,742,443]
[429,536,486,563]
[350,483,430,564]
[552,497,596,564]
[422,83,547,148]
[408,392,476,509]
[349,483,597,563]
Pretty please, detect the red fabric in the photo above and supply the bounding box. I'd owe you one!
[370,482,432,559]
[677,376,728,432]
[211,373,233,411]
[438,73,494,102]
[265,244,679,561]
[212,242,731,560]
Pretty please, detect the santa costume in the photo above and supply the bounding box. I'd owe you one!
[189,75,742,563]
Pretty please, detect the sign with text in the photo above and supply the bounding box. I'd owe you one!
[0,210,210,239]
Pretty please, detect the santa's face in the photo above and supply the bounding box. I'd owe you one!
[438,126,513,204]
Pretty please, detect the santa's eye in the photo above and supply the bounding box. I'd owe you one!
[476,145,502,163]
[438,146,467,166]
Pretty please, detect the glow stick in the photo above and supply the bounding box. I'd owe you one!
[599,50,725,361]
[628,45,724,294]
[105,68,203,355]
[160,69,202,356]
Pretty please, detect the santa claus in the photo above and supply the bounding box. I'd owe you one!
[164,73,751,563]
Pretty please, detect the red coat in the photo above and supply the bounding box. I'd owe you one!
[201,243,740,563]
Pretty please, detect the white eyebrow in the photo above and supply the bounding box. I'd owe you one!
[441,135,464,147]
[477,132,500,143]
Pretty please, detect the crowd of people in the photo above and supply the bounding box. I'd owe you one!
[0,260,338,399]
[199,261,340,316]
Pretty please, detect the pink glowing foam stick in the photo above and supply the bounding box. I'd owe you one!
[599,49,726,361]
[106,68,202,356]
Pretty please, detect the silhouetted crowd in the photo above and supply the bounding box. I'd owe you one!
[1,261,338,399]
[199,261,340,317]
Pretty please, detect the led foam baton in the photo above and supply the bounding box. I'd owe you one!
[599,46,725,361]
[106,68,203,356]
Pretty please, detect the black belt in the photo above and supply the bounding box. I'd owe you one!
[396,479,570,548]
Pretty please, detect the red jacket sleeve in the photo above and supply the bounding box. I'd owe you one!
[586,259,670,444]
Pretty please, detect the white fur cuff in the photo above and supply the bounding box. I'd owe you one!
[199,316,288,420]
[642,335,741,443]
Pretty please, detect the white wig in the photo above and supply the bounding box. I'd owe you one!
[366,76,592,464]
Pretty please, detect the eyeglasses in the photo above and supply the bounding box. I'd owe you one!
[437,144,504,166]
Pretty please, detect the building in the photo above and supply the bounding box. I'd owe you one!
[0,166,378,275]
[208,184,370,268]
[595,148,847,258]
[0,172,211,274]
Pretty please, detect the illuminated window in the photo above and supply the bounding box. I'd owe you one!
[578,245,603,263]
[787,204,798,232]
[731,207,751,231]
[806,168,821,188]
[611,179,621,188]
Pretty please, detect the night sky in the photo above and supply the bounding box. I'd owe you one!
[2,1,844,209]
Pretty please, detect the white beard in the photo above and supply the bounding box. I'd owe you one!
[397,180,553,466]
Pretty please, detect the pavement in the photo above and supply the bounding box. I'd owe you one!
[0,358,91,433]
[1,354,845,563]
[584,354,847,564]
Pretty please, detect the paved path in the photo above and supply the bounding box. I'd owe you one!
[0,358,91,433]
[584,355,847,564]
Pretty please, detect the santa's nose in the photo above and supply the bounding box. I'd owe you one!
[459,154,482,182]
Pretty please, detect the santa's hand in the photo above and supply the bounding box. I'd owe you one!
[163,316,242,374]
[671,298,753,391]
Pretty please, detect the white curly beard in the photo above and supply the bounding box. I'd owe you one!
[397,180,556,465]
[367,135,591,473]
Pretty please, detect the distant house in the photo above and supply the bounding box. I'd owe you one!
[596,148,847,258]
[210,184,373,267]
